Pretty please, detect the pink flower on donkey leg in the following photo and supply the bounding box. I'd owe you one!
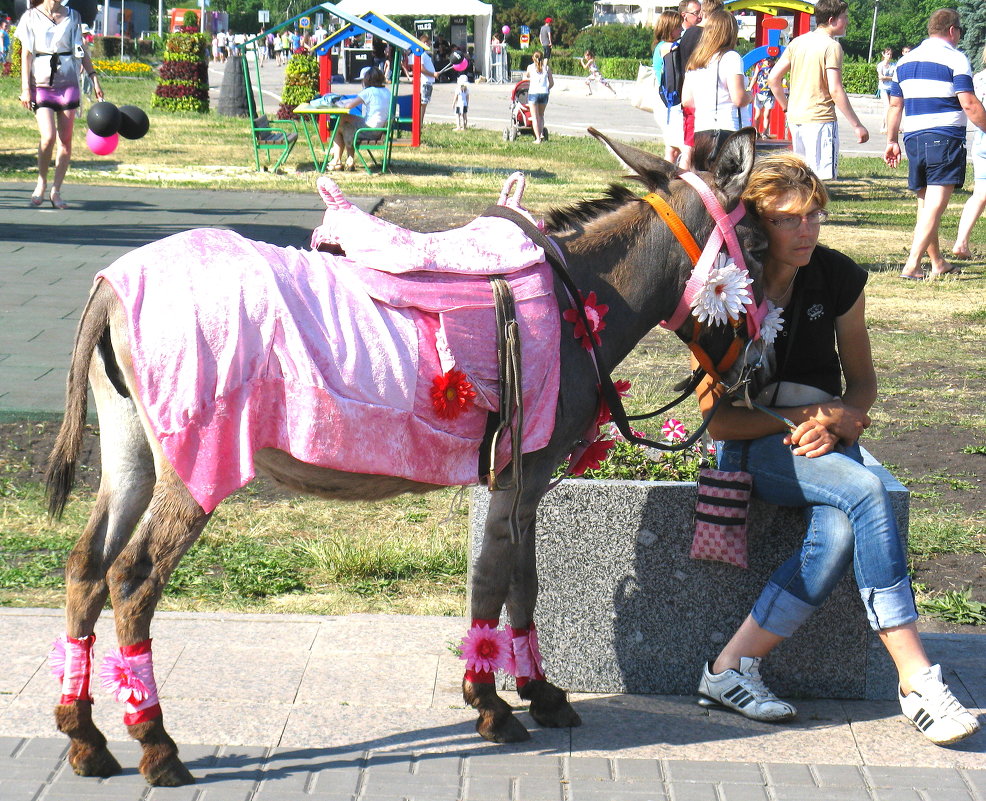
[460,623,512,674]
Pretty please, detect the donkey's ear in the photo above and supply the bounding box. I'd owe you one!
[711,128,757,210]
[589,126,676,190]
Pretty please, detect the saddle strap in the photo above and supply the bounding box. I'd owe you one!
[486,276,524,543]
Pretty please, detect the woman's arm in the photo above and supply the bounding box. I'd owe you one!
[547,66,554,89]
[682,71,694,110]
[727,71,751,108]
[79,39,104,101]
[20,49,33,106]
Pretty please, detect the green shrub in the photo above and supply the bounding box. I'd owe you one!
[181,9,199,29]
[843,61,878,95]
[278,54,319,118]
[552,55,642,81]
[572,23,654,59]
[90,35,135,60]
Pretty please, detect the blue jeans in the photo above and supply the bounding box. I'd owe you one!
[718,434,918,637]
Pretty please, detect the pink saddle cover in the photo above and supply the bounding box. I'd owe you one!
[97,211,559,513]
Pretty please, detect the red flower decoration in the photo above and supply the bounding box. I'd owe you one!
[594,379,632,427]
[431,369,477,419]
[570,436,616,476]
[562,291,609,350]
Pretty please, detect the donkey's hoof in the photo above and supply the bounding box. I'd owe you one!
[140,751,195,787]
[476,709,531,743]
[521,680,583,729]
[68,743,122,778]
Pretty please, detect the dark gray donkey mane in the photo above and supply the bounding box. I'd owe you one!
[542,183,642,234]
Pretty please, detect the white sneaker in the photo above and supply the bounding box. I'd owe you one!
[697,656,797,722]
[899,664,981,746]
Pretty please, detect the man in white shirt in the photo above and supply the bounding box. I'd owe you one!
[884,8,986,279]
[767,0,868,179]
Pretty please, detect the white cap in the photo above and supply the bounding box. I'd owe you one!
[457,74,469,85]
[359,65,372,80]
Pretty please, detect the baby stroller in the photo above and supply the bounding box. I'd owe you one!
[502,79,548,141]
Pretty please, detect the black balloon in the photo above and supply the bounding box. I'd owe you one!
[87,102,121,137]
[449,50,464,65]
[118,105,150,139]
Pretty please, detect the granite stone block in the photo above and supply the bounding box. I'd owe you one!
[469,451,907,700]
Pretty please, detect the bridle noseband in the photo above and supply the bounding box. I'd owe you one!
[645,171,767,385]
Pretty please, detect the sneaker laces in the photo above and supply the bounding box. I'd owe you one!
[918,678,967,717]
[739,660,777,702]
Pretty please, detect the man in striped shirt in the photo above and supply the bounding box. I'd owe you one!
[884,8,986,280]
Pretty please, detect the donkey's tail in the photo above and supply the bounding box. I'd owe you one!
[45,283,111,519]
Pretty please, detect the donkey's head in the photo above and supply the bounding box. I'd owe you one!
[583,127,772,396]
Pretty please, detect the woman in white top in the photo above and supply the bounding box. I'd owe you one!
[875,48,895,134]
[524,50,553,143]
[17,0,103,208]
[681,10,751,170]
[329,66,392,171]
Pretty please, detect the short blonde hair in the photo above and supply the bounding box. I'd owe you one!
[742,152,829,217]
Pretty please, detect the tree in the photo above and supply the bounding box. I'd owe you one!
[959,0,986,69]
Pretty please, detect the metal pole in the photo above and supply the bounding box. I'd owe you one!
[158,0,162,37]
[868,0,879,62]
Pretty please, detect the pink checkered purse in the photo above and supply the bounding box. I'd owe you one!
[690,468,753,568]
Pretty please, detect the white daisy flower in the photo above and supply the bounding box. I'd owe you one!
[759,300,785,345]
[690,255,754,326]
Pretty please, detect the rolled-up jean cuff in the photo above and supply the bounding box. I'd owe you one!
[751,581,818,638]
[859,576,918,631]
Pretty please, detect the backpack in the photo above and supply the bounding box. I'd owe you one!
[659,41,683,107]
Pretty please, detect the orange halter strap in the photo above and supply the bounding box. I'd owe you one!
[641,190,745,382]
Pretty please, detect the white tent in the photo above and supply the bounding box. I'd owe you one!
[334,0,493,77]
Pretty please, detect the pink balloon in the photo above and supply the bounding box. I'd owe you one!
[501,25,510,35]
[87,129,119,156]
[453,58,469,72]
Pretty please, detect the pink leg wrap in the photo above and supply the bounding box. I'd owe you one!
[50,634,96,705]
[461,618,507,685]
[507,623,545,689]
[100,639,162,725]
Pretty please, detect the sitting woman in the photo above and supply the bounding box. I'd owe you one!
[328,66,391,171]
[691,152,980,747]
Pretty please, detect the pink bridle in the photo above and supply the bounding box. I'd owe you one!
[654,171,768,342]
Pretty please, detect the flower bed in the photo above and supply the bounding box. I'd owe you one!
[92,59,154,78]
[152,29,209,114]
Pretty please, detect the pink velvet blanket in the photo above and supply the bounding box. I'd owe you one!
[96,205,560,513]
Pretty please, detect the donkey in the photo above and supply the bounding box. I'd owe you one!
[44,129,768,786]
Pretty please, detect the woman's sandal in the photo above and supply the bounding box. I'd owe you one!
[30,185,46,207]
[49,190,68,210]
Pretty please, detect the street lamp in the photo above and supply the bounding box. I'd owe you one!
[867,0,879,62]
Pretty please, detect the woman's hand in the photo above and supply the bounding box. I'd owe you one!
[785,419,839,458]
[20,90,32,109]
[815,400,870,444]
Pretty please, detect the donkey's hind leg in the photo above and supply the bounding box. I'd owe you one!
[106,462,211,787]
[55,346,157,778]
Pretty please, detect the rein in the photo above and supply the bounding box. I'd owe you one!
[483,170,766,453]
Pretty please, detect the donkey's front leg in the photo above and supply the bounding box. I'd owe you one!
[464,491,531,743]
[106,469,211,786]
[505,512,581,731]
